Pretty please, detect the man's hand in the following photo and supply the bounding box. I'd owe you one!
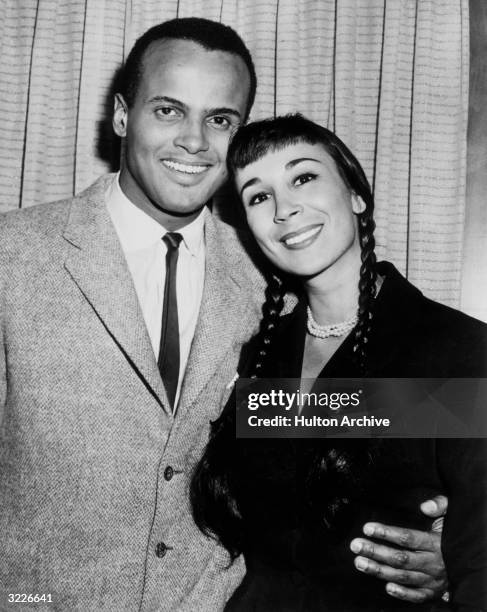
[350,495,448,603]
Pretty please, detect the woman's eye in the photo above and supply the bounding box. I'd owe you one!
[248,192,270,206]
[294,173,316,186]
[208,115,231,130]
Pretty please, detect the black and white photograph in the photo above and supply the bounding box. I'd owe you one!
[0,1,486,610]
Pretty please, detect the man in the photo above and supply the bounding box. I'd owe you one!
[0,18,445,611]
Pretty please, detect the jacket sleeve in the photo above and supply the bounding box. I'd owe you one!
[437,438,487,610]
[0,234,6,422]
[0,306,5,420]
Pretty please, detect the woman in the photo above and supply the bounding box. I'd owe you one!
[191,115,487,611]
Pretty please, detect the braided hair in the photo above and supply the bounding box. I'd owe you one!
[191,115,379,560]
[190,273,286,560]
[228,113,377,372]
[250,273,286,377]
[354,201,377,373]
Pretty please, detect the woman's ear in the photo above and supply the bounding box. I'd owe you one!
[352,194,366,214]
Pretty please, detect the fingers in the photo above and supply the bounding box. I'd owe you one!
[352,515,448,602]
[352,555,432,587]
[350,538,428,570]
[420,494,448,519]
[430,516,444,533]
[385,583,435,604]
[361,522,440,552]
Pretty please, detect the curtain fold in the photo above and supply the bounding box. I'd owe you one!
[0,0,475,311]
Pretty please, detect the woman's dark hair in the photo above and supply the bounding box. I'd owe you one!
[119,17,257,120]
[228,113,377,373]
[191,114,378,561]
[190,276,285,561]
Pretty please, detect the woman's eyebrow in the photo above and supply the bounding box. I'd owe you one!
[285,157,320,169]
[239,177,261,197]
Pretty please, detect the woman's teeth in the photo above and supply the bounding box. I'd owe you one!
[283,226,322,246]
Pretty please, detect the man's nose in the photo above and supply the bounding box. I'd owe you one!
[274,194,303,223]
[174,118,209,154]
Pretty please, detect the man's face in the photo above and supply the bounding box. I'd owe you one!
[113,39,251,229]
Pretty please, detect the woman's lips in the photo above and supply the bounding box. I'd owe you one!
[280,224,323,249]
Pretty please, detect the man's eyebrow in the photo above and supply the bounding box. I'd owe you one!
[147,95,185,106]
[239,177,260,197]
[285,157,320,169]
[207,107,242,120]
[146,96,241,119]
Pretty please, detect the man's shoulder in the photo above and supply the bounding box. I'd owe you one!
[0,175,113,249]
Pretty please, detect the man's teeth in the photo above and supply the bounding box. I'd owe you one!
[284,226,321,245]
[163,160,208,174]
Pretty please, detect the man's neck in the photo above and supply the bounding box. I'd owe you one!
[118,172,207,231]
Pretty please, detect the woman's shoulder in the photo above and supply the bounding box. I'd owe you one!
[378,261,485,330]
[374,262,487,375]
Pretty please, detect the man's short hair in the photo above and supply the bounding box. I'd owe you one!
[120,17,257,119]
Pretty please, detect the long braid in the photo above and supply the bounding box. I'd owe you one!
[352,210,377,374]
[311,209,378,528]
[250,274,286,378]
[190,274,286,559]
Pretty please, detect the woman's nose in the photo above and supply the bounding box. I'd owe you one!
[273,195,303,223]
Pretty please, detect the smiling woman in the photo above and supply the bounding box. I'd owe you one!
[235,143,365,283]
[191,114,487,611]
[228,115,378,374]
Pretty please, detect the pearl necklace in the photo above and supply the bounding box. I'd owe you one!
[306,306,358,339]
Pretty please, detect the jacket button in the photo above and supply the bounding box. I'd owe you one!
[155,542,168,558]
[164,466,174,481]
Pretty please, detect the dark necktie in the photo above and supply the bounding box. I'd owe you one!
[158,232,183,409]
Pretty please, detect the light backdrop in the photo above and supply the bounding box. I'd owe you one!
[1,0,481,316]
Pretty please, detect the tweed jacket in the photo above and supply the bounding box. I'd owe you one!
[0,175,266,611]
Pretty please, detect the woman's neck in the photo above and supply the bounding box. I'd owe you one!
[304,251,361,325]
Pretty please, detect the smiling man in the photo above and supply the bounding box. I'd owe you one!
[113,36,250,228]
[0,18,264,612]
[0,17,447,612]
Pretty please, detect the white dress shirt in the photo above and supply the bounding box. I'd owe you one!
[106,174,206,408]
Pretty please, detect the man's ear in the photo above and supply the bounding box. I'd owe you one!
[113,93,128,137]
[352,193,366,214]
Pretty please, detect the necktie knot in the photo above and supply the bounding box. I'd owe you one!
[163,232,183,251]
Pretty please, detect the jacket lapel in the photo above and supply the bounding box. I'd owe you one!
[177,214,255,415]
[62,176,170,413]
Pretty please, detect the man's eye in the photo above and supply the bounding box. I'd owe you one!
[155,107,179,118]
[294,173,316,186]
[208,116,232,130]
[248,192,270,206]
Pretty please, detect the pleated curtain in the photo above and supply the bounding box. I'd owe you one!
[0,0,474,312]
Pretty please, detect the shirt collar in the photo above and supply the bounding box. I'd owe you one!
[106,173,206,256]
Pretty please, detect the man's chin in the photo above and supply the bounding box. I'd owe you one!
[158,203,207,218]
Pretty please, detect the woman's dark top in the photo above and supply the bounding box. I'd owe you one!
[212,263,487,611]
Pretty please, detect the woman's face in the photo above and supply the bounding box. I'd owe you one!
[234,141,365,279]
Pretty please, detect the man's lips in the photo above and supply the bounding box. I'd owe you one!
[161,159,212,175]
[279,224,323,248]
